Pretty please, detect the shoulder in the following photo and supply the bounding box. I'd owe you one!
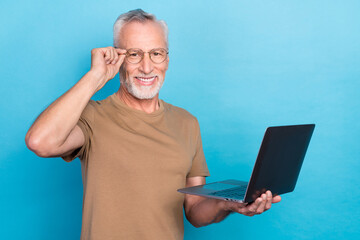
[81,96,113,120]
[86,95,114,111]
[162,101,200,125]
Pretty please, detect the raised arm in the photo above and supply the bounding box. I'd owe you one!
[25,47,126,158]
[183,176,281,228]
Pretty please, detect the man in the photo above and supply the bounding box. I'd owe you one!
[25,9,281,240]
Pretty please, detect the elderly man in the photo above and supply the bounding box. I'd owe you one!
[26,9,280,240]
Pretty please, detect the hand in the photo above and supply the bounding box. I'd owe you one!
[223,191,281,217]
[89,47,126,91]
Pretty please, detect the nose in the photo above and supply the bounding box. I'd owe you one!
[138,53,154,74]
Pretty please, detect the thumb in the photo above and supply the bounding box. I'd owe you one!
[272,195,281,203]
[115,49,126,69]
[115,53,126,70]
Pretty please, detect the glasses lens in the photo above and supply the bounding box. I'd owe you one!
[150,49,168,63]
[126,49,143,64]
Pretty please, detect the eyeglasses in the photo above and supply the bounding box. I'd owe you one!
[123,48,169,64]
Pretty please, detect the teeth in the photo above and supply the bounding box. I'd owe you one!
[137,76,156,82]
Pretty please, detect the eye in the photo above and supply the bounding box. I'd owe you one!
[129,52,139,57]
[152,50,165,56]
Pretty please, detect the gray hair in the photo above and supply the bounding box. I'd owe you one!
[113,9,168,48]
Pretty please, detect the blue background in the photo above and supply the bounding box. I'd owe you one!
[1,0,359,239]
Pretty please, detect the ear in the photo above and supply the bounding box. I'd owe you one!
[119,63,126,82]
[165,55,169,70]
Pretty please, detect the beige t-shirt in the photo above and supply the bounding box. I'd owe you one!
[63,94,210,240]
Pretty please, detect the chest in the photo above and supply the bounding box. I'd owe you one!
[86,113,195,182]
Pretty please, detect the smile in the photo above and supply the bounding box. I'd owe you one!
[135,76,157,86]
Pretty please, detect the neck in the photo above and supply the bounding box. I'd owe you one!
[116,86,160,114]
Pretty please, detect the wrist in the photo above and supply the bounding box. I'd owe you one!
[85,70,107,92]
[218,199,232,213]
[87,69,106,82]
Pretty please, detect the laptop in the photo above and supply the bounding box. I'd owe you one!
[178,124,315,203]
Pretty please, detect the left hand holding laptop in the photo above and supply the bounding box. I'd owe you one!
[223,190,281,216]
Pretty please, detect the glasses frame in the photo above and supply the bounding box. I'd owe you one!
[122,48,169,64]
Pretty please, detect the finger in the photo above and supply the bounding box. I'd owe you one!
[248,197,262,214]
[265,191,272,210]
[256,194,267,213]
[104,48,111,64]
[109,47,115,64]
[114,52,126,69]
[115,48,127,56]
[272,195,282,203]
[113,48,126,65]
[111,48,119,64]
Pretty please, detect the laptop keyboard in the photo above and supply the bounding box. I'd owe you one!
[209,185,247,200]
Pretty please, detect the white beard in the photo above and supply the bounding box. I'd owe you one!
[121,76,164,100]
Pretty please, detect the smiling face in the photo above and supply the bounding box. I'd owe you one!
[118,21,169,100]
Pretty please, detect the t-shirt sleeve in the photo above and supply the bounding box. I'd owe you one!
[187,118,210,178]
[61,101,94,162]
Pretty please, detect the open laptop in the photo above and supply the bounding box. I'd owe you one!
[178,124,315,203]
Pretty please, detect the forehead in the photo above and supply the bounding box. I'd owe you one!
[118,21,167,50]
